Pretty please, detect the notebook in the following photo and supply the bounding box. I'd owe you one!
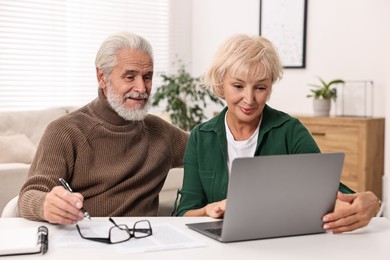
[0,226,48,256]
[186,152,344,242]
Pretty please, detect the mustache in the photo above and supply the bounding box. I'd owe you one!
[124,92,149,99]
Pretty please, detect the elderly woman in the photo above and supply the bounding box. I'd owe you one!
[176,34,380,233]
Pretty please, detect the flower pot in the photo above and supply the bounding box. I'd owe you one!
[313,99,331,116]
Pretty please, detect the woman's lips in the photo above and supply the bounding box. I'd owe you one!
[240,107,255,115]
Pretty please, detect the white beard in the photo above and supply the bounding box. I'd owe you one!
[106,84,149,121]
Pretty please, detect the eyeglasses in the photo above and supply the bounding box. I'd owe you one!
[76,217,153,244]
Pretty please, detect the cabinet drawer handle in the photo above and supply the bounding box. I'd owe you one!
[311,132,326,136]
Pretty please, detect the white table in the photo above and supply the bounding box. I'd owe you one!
[1,217,390,260]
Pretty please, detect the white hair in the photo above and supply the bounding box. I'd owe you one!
[95,32,153,78]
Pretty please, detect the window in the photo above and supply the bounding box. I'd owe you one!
[0,0,173,110]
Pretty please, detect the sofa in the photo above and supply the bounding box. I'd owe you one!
[0,107,183,216]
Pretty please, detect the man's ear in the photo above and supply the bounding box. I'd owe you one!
[96,67,107,89]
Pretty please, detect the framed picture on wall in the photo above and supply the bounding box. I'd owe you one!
[259,0,308,68]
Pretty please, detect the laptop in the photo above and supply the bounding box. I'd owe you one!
[186,152,344,242]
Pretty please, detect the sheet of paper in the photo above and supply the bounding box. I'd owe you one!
[52,220,206,254]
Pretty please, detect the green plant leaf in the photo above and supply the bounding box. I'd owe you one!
[307,77,344,101]
[152,61,224,131]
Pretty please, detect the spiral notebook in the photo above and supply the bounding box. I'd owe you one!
[0,226,48,256]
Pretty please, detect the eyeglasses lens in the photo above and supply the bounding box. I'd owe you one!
[133,220,152,238]
[110,224,130,243]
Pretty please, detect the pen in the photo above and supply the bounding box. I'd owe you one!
[59,178,91,220]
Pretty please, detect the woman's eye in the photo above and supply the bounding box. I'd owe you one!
[233,84,243,89]
[256,85,267,90]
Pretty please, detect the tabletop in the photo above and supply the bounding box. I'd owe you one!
[0,216,389,260]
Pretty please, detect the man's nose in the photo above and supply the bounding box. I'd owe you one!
[133,77,147,93]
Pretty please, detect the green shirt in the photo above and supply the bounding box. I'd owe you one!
[176,105,353,216]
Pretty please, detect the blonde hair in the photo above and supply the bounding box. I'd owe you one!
[203,34,283,99]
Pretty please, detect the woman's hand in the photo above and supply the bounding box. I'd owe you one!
[322,191,380,233]
[204,199,227,218]
[183,199,227,218]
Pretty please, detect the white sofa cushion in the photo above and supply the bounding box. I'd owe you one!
[0,163,30,214]
[0,134,36,163]
[0,107,70,146]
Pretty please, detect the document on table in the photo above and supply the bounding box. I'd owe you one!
[52,220,206,254]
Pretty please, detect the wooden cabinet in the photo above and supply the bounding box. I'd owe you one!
[295,116,385,198]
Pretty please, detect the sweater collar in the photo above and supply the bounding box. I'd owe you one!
[89,88,143,126]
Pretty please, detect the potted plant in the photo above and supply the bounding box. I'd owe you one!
[152,62,224,131]
[307,77,345,116]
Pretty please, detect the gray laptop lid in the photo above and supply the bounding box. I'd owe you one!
[186,152,344,242]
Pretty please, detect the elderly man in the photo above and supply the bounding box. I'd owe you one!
[18,32,189,224]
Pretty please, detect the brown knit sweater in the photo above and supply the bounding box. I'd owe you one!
[18,90,189,221]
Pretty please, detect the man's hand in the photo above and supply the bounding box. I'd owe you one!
[322,191,380,233]
[43,186,85,224]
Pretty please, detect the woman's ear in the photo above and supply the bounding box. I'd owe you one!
[96,67,107,89]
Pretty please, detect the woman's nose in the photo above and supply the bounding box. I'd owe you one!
[243,88,254,104]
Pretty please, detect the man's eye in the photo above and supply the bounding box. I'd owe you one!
[126,76,135,81]
[143,75,152,82]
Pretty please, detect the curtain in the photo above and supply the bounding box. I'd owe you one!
[0,0,173,110]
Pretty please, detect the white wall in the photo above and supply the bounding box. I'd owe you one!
[191,0,389,116]
[170,0,193,68]
[189,0,390,217]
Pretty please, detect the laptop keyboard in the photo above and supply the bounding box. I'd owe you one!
[205,228,222,236]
